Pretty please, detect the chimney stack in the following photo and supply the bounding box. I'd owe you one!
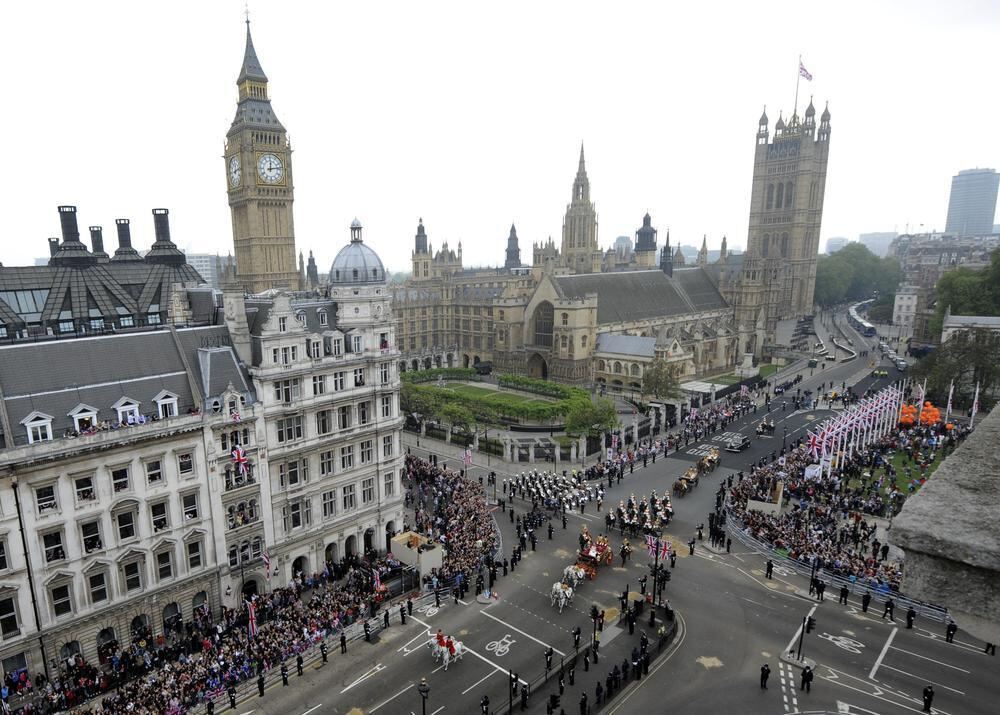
[89,226,105,255]
[152,208,171,244]
[48,237,60,257]
[58,205,81,244]
[116,218,133,249]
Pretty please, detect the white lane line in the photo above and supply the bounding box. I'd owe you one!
[878,664,966,695]
[481,610,567,656]
[370,683,415,712]
[301,706,323,715]
[461,669,499,695]
[430,707,445,715]
[340,663,386,693]
[889,645,971,672]
[785,604,818,655]
[869,626,898,681]
[398,628,434,653]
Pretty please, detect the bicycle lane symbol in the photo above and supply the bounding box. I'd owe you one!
[416,603,441,618]
[485,634,516,657]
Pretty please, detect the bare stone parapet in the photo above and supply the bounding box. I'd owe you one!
[893,405,1000,644]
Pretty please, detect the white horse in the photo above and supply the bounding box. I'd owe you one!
[427,638,446,662]
[441,640,465,671]
[563,565,586,587]
[551,583,573,613]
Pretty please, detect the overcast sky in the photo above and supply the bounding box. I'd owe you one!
[4,0,999,273]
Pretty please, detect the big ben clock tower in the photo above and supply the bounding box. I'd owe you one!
[225,21,300,292]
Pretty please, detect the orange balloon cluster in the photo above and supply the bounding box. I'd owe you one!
[919,402,941,425]
[899,404,918,426]
[899,401,942,427]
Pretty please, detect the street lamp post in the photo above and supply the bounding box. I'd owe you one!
[417,677,430,715]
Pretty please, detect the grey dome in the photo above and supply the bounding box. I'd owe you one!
[330,220,386,284]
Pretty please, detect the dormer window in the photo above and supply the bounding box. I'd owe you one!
[153,391,179,419]
[112,398,141,425]
[318,310,328,327]
[278,317,287,333]
[68,404,99,433]
[22,412,53,444]
[295,312,306,325]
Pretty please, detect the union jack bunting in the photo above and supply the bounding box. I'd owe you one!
[247,598,258,639]
[231,446,250,476]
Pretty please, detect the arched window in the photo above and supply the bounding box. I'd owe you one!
[581,335,588,348]
[598,360,606,371]
[762,234,770,257]
[630,364,640,377]
[561,313,569,326]
[560,335,568,349]
[533,302,554,347]
[775,183,784,209]
[766,184,774,210]
[785,182,793,209]
[613,361,622,374]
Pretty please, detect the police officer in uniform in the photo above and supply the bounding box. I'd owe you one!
[340,631,347,653]
[228,685,237,709]
[321,641,328,662]
[364,620,372,641]
[257,672,265,697]
[281,662,289,686]
[296,653,304,676]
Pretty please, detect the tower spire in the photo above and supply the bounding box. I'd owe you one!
[578,142,586,176]
[238,17,268,84]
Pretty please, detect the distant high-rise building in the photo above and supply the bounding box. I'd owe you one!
[945,168,999,237]
[185,253,221,288]
[825,237,849,253]
[613,235,633,259]
[858,231,897,258]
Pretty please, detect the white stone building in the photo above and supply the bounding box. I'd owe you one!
[893,284,920,328]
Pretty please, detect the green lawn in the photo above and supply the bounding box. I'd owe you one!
[712,373,740,385]
[759,364,779,378]
[442,382,553,408]
[848,448,945,497]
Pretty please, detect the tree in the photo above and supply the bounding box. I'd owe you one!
[564,397,619,437]
[400,383,440,419]
[911,329,1000,411]
[813,243,902,308]
[440,402,475,434]
[642,358,682,401]
[929,251,1000,336]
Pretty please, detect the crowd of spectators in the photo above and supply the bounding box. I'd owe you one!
[728,419,972,592]
[11,553,400,714]
[408,454,499,586]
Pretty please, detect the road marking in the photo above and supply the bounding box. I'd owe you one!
[340,663,386,693]
[742,597,764,606]
[370,683,414,712]
[301,706,323,715]
[461,669,498,695]
[820,665,957,715]
[430,707,445,715]
[889,645,971,672]
[869,626,897,680]
[481,610,566,655]
[879,664,966,694]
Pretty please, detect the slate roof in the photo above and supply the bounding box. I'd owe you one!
[554,268,728,324]
[0,325,252,449]
[594,333,656,358]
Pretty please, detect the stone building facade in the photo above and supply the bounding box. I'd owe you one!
[726,103,831,355]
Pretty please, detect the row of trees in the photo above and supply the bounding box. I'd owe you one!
[911,329,999,412]
[814,243,902,308]
[929,249,1000,337]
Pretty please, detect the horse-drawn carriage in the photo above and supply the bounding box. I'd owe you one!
[673,466,701,496]
[576,526,612,580]
[697,447,721,473]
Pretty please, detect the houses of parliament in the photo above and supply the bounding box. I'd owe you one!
[226,25,832,388]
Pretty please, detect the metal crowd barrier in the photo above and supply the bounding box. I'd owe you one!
[725,511,950,623]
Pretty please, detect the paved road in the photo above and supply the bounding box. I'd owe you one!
[219,325,998,714]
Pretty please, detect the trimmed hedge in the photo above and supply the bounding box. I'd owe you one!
[497,373,583,400]
[401,367,478,384]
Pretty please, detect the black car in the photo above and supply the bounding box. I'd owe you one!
[725,435,752,453]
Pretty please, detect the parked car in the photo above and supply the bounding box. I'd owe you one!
[725,434,753,453]
[896,360,908,371]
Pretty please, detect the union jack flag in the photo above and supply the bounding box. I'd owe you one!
[463,449,473,466]
[246,598,258,639]
[740,384,750,398]
[263,548,271,582]
[689,408,699,420]
[806,430,821,458]
[232,446,250,476]
[799,60,813,81]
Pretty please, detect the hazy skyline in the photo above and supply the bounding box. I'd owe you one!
[4,0,999,274]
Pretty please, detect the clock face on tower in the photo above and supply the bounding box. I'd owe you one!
[228,156,241,187]
[257,153,284,184]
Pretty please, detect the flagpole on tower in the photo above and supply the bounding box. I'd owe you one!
[794,55,802,118]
